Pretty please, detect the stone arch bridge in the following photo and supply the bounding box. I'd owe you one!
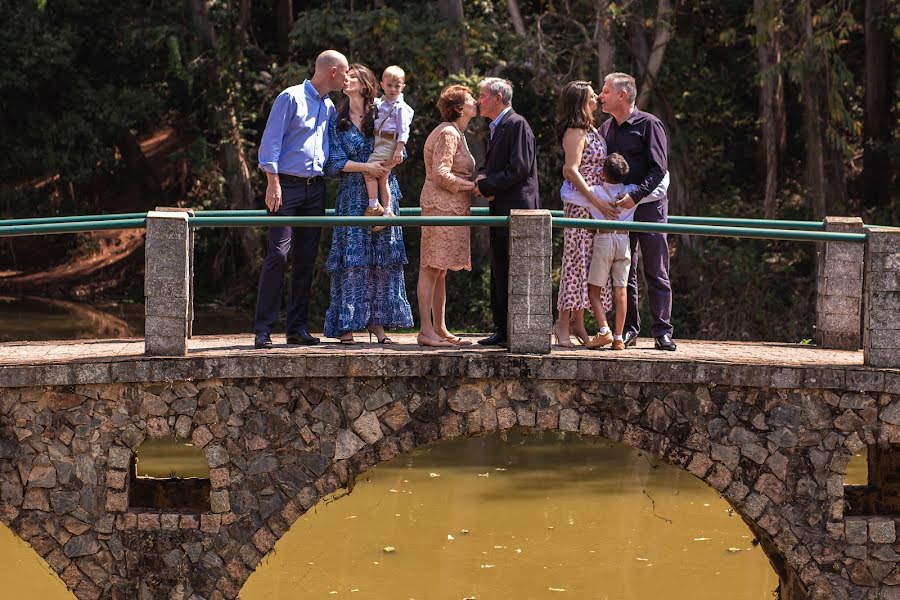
[0,342,899,600]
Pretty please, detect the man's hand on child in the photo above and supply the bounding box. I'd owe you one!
[597,200,619,221]
[616,193,636,209]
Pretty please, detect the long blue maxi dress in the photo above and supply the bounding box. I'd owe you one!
[323,114,414,338]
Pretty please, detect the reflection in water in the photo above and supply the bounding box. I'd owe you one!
[0,296,251,342]
[243,432,777,600]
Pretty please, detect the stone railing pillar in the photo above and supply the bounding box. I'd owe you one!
[156,207,195,338]
[508,209,552,354]
[144,211,191,356]
[864,226,900,368]
[816,216,865,349]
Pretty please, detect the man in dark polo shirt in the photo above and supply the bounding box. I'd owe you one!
[598,72,676,351]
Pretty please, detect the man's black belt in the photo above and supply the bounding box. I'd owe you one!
[280,173,323,185]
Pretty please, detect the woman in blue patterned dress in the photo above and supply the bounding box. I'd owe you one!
[323,64,414,343]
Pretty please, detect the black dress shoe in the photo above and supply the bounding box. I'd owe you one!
[286,327,320,346]
[623,331,638,348]
[477,331,508,346]
[254,333,273,350]
[654,334,677,351]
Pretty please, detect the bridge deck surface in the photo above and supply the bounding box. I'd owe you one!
[0,334,863,368]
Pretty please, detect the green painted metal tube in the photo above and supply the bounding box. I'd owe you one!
[0,212,148,227]
[551,217,866,243]
[668,216,825,230]
[0,219,147,238]
[189,215,510,228]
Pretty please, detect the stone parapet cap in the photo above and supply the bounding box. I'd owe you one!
[0,336,896,392]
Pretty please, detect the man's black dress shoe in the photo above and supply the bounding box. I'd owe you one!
[477,331,508,346]
[623,331,638,348]
[654,334,677,351]
[286,328,320,346]
[254,333,273,350]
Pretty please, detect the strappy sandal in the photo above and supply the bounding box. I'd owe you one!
[366,326,394,344]
[339,334,355,345]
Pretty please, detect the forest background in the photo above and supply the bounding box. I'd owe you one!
[0,0,897,341]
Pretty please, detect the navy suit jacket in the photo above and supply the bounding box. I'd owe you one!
[476,110,540,217]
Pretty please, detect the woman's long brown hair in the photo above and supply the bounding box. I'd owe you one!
[555,80,595,144]
[337,63,377,137]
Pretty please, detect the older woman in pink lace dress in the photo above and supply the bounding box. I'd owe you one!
[553,81,613,347]
[416,85,479,347]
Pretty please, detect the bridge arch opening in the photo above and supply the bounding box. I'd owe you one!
[241,431,779,600]
[843,443,900,516]
[129,437,210,512]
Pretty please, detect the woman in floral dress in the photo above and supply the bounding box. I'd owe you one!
[323,64,413,343]
[552,80,611,347]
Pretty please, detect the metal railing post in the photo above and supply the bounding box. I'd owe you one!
[815,217,865,349]
[144,211,191,356]
[864,227,900,368]
[508,209,552,354]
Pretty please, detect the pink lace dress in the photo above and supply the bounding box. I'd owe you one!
[557,128,612,313]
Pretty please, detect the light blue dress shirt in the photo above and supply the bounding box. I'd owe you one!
[258,80,335,177]
[489,106,513,141]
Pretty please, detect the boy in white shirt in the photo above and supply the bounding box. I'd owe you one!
[364,65,414,229]
[587,153,672,350]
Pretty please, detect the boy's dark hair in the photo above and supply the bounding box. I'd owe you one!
[603,153,629,184]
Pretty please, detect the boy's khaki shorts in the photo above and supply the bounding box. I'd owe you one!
[367,137,397,164]
[587,232,631,288]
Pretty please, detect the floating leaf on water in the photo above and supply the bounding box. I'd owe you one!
[346,515,357,519]
[460,529,470,534]
[389,489,398,493]
[478,473,490,477]
[429,472,440,478]
[515,549,522,553]
[448,534,455,540]
[480,564,495,569]
[693,537,711,541]
[635,557,649,561]
[727,547,741,553]
[383,546,396,553]
[495,468,507,471]
[549,587,567,592]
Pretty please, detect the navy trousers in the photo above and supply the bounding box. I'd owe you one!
[624,201,674,338]
[253,179,325,335]
[489,228,510,334]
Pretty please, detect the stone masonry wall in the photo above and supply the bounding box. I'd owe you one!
[1,372,900,600]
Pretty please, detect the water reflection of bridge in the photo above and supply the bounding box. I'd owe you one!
[0,335,898,600]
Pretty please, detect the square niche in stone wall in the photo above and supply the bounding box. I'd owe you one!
[129,437,211,512]
[844,444,900,516]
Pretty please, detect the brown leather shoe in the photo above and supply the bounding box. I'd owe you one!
[586,330,613,349]
[611,339,625,351]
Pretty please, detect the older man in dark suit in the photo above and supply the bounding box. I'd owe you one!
[473,77,540,347]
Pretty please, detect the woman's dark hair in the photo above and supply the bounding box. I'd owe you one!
[555,80,595,144]
[337,63,377,137]
[437,85,472,122]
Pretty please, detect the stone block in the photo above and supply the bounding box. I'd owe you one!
[508,333,550,355]
[845,518,868,545]
[869,518,896,544]
[145,296,189,319]
[509,312,553,335]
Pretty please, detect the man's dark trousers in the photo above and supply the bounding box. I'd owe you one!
[489,228,510,335]
[624,201,673,339]
[254,179,325,335]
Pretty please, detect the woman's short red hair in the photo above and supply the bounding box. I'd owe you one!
[437,85,472,122]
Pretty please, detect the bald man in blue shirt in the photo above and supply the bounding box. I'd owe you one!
[254,50,349,350]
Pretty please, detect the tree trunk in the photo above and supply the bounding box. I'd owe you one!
[187,0,258,271]
[755,0,785,218]
[594,0,615,80]
[276,0,293,64]
[628,0,674,108]
[863,0,892,210]
[438,0,466,73]
[800,0,826,220]
[508,0,526,36]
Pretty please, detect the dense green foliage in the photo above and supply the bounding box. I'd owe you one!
[1,0,897,340]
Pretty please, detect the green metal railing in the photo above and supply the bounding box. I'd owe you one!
[0,208,881,243]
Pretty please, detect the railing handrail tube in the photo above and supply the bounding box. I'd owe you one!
[0,219,147,238]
